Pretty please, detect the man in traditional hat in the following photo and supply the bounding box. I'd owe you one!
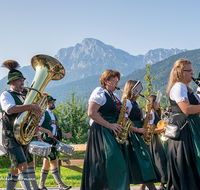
[0,60,43,190]
[38,95,72,190]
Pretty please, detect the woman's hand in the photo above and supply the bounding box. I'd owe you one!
[125,106,130,115]
[149,113,153,120]
[138,128,147,136]
[107,123,123,135]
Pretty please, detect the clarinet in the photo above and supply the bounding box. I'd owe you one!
[192,77,200,87]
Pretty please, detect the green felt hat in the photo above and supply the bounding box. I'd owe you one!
[47,95,56,102]
[7,69,26,84]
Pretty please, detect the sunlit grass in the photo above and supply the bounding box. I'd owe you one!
[0,166,160,188]
[0,166,83,188]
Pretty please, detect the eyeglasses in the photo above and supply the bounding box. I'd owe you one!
[183,69,194,73]
[110,79,119,83]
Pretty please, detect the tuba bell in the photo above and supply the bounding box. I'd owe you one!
[13,54,65,145]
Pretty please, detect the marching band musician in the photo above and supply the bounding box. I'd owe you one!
[166,59,200,189]
[122,80,160,190]
[0,60,42,190]
[81,69,130,190]
[38,95,72,190]
[145,95,168,190]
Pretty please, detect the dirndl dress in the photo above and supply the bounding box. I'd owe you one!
[167,92,200,190]
[81,90,130,190]
[149,114,168,184]
[126,101,161,184]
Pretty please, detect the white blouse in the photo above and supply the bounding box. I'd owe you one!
[169,82,188,103]
[88,87,120,125]
[89,87,120,106]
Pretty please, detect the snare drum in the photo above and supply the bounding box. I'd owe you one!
[29,141,51,156]
[55,142,74,156]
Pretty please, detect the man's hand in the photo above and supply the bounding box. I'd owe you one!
[31,104,42,115]
[63,132,72,138]
[34,126,40,134]
[47,130,53,138]
[35,132,42,140]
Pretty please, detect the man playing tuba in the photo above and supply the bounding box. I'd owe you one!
[0,60,42,190]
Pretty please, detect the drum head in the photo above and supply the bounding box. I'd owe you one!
[29,141,51,156]
[30,141,51,147]
[56,142,74,156]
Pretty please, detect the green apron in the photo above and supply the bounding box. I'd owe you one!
[102,116,130,190]
[130,121,160,182]
[187,114,200,177]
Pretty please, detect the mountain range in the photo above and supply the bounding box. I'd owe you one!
[45,48,200,104]
[0,38,187,100]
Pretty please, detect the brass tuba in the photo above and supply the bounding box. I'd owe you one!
[115,87,133,144]
[13,54,65,145]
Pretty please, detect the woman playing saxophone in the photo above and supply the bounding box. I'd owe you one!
[81,69,130,190]
[122,80,160,190]
[144,95,168,190]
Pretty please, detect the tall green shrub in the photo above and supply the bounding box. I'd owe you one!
[54,88,89,144]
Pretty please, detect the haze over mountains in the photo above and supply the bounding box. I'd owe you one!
[0,38,187,101]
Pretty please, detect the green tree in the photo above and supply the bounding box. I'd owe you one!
[137,64,170,112]
[54,88,89,145]
[137,64,155,112]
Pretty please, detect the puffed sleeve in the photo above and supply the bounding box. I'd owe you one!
[126,99,133,115]
[149,111,155,125]
[89,87,106,106]
[170,82,188,103]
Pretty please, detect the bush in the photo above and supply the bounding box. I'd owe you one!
[0,155,11,168]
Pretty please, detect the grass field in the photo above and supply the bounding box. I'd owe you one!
[0,166,160,188]
[0,166,82,188]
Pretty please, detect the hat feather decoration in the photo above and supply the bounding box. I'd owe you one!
[2,60,20,70]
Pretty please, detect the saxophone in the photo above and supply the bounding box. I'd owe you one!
[141,98,157,145]
[115,87,133,144]
[13,54,65,145]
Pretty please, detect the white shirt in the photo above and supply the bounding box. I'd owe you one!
[0,89,24,114]
[39,109,57,136]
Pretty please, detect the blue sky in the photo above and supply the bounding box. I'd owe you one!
[0,0,200,80]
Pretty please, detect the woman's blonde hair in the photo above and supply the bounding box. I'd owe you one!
[99,69,120,88]
[122,80,138,102]
[166,59,192,98]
